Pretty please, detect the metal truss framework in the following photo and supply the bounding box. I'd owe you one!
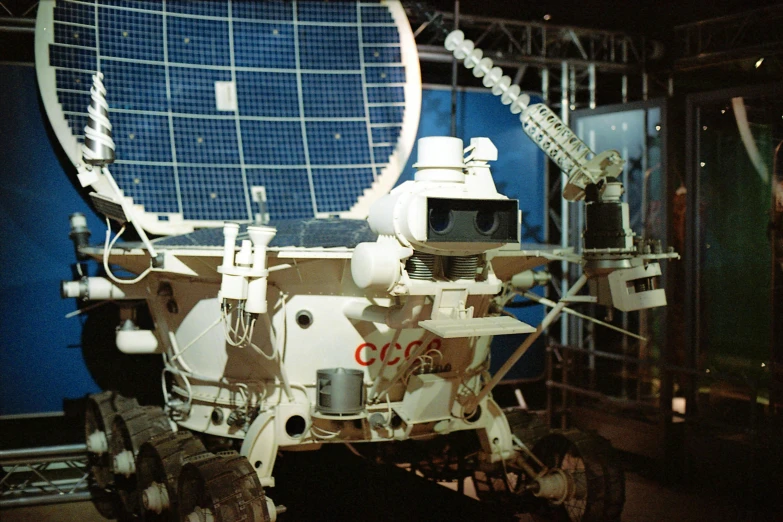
[413,10,648,107]
[0,444,90,508]
[413,11,646,72]
[674,4,783,71]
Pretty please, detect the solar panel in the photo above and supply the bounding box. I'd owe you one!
[35,0,421,236]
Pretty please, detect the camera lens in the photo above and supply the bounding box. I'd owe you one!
[429,208,454,234]
[474,209,499,235]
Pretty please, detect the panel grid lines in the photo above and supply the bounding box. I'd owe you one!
[45,0,410,224]
[63,109,372,123]
[227,0,253,221]
[291,0,319,216]
[162,0,185,215]
[55,20,95,29]
[69,0,397,27]
[356,2,379,186]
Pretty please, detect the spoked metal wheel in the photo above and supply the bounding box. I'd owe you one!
[136,431,207,521]
[472,409,548,509]
[531,430,625,522]
[178,453,271,522]
[84,391,140,519]
[110,405,174,518]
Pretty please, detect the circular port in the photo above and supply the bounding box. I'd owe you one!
[285,415,307,438]
[429,207,454,234]
[474,209,499,235]
[210,408,224,425]
[295,310,313,329]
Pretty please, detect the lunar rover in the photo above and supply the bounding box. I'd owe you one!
[57,25,676,522]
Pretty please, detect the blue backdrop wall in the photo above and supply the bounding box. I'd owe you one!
[0,65,105,415]
[0,66,545,415]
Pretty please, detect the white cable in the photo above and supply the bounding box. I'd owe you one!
[170,316,223,363]
[289,383,309,396]
[168,331,195,375]
[162,363,193,414]
[345,443,365,458]
[311,424,341,439]
[223,302,251,347]
[102,218,152,285]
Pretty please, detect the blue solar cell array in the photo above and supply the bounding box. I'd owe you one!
[48,0,410,225]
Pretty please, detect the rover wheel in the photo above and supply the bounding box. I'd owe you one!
[503,408,550,448]
[85,391,139,520]
[471,409,548,507]
[411,431,480,483]
[412,445,466,482]
[136,431,207,521]
[110,405,173,518]
[88,480,130,521]
[531,430,625,522]
[178,453,271,522]
[85,391,139,489]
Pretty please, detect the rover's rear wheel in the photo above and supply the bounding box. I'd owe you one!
[136,431,208,521]
[85,391,139,520]
[178,453,271,522]
[110,405,173,518]
[85,391,140,488]
[531,430,625,522]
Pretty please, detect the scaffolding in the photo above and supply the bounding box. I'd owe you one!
[674,4,783,71]
[0,444,90,508]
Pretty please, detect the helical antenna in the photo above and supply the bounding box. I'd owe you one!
[444,30,624,201]
[82,72,116,167]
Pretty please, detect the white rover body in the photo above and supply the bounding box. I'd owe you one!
[61,31,677,522]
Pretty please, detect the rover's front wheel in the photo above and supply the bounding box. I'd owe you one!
[531,430,625,522]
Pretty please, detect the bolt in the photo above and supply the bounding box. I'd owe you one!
[186,507,215,522]
[142,482,170,513]
[113,449,136,477]
[86,430,108,454]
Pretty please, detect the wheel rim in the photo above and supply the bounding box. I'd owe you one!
[178,455,224,521]
[137,431,207,522]
[532,430,625,522]
[109,406,174,518]
[178,454,270,522]
[537,436,588,520]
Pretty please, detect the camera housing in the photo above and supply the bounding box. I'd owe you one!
[426,197,518,244]
[365,136,519,257]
